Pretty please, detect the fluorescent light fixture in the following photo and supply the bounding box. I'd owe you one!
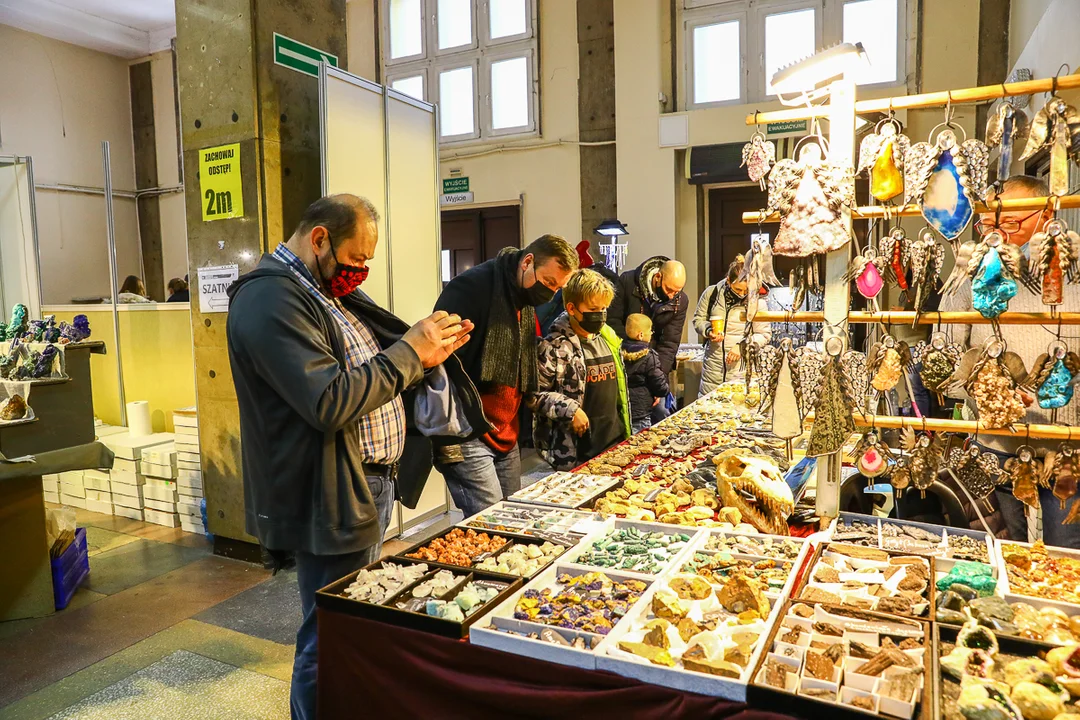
[594,219,629,237]
[771,42,869,95]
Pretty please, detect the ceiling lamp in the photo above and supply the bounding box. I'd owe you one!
[594,219,629,237]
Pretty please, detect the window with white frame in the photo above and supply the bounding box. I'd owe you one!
[383,0,539,143]
[684,0,907,109]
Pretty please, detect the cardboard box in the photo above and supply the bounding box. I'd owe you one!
[144,508,179,528]
[60,494,87,509]
[42,476,59,492]
[110,469,146,486]
[85,498,114,515]
[59,470,84,484]
[112,492,144,509]
[95,423,129,438]
[112,457,141,474]
[180,517,206,534]
[142,462,176,479]
[85,489,113,503]
[141,446,176,466]
[178,475,203,492]
[83,474,111,492]
[144,498,177,513]
[173,408,198,428]
[113,505,144,521]
[177,468,202,483]
[60,482,86,499]
[177,500,202,517]
[101,432,174,460]
[174,425,199,437]
[177,460,201,472]
[177,451,200,464]
[43,490,60,504]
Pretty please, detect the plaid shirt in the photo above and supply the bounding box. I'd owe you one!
[272,244,405,464]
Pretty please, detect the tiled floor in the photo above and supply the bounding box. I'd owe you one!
[0,450,553,719]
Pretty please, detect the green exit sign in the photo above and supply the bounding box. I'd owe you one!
[766,120,808,136]
[443,177,470,193]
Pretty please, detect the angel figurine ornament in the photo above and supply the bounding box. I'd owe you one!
[1029,216,1080,306]
[767,138,855,302]
[1019,92,1080,196]
[945,339,1028,429]
[843,244,890,309]
[854,430,895,478]
[1051,443,1078,513]
[867,334,911,396]
[904,123,990,241]
[914,332,965,402]
[756,340,801,458]
[805,337,858,458]
[985,101,1031,189]
[909,433,946,497]
[738,233,781,322]
[1027,339,1080,414]
[878,226,910,292]
[944,228,1031,319]
[906,228,946,319]
[1004,445,1043,509]
[858,116,910,203]
[742,131,776,189]
[947,444,1003,504]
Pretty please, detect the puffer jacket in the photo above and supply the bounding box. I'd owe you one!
[621,340,669,422]
[531,313,631,470]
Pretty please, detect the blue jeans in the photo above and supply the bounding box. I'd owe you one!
[996,484,1080,549]
[290,473,395,720]
[435,438,520,518]
[631,417,652,434]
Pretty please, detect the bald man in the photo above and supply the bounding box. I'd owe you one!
[609,255,689,384]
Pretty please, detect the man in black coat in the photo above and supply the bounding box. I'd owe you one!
[227,194,478,720]
[609,254,688,370]
[434,235,577,517]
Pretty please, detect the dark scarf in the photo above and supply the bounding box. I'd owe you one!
[480,249,538,393]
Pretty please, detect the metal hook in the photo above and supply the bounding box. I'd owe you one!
[995,197,1004,229]
[945,91,954,126]
[1052,64,1070,96]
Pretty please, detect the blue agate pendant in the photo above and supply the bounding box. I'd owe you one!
[921,148,973,241]
[1037,359,1074,409]
[971,247,1017,319]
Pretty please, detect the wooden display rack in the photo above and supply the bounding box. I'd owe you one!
[740,71,1080,519]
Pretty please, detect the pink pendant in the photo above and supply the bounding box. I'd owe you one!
[856,262,884,299]
[858,447,887,477]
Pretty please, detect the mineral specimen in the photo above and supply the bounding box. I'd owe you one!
[406,528,508,567]
[716,575,770,619]
[764,659,789,689]
[669,575,714,601]
[849,695,875,711]
[343,562,428,604]
[1003,658,1056,688]
[804,650,835,680]
[1010,681,1065,720]
[618,640,676,667]
[957,683,1023,720]
[857,647,917,676]
[0,394,28,421]
[681,644,742,678]
[574,527,689,574]
[474,541,565,577]
[941,647,995,680]
[513,572,648,635]
[880,671,919,702]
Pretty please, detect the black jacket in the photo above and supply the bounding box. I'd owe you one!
[226,254,486,555]
[621,340,669,422]
[608,256,688,374]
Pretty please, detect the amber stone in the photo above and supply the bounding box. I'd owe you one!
[871,139,903,201]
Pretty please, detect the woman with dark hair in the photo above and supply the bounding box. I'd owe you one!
[118,275,150,303]
[692,255,771,397]
[167,277,190,303]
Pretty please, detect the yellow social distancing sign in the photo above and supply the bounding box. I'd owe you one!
[199,143,244,221]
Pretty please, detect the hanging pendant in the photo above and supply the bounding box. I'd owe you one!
[986,102,1030,186]
[742,132,776,189]
[1052,444,1079,511]
[906,128,988,241]
[858,119,909,202]
[878,227,909,291]
[922,145,973,240]
[868,334,911,394]
[971,247,1018,319]
[891,457,911,498]
[1027,340,1080,410]
[768,142,854,258]
[772,350,802,441]
[855,431,894,478]
[1031,218,1080,306]
[965,340,1027,430]
[1019,95,1080,175]
[949,445,999,501]
[907,228,946,319]
[1006,445,1042,509]
[843,244,888,303]
[915,332,963,395]
[910,433,945,497]
[806,338,856,458]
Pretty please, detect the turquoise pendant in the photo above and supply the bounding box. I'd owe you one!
[920,149,973,241]
[1037,358,1074,409]
[971,247,1017,318]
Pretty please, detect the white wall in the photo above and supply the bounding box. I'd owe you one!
[0,24,141,304]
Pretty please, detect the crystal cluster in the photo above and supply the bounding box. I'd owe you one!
[513,571,647,635]
[343,562,428,604]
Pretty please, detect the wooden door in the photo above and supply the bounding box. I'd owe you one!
[440,204,521,283]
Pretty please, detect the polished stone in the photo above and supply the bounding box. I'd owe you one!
[972,248,1017,319]
[921,149,973,240]
[195,570,302,646]
[44,650,287,720]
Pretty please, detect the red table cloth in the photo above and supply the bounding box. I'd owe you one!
[317,609,800,720]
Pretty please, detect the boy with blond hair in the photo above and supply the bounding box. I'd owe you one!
[621,314,669,433]
[531,269,631,469]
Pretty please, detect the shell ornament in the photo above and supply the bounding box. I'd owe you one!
[904,127,990,241]
[741,132,776,189]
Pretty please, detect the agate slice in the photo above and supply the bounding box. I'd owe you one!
[920,149,974,241]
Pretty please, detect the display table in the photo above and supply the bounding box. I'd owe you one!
[317,609,799,720]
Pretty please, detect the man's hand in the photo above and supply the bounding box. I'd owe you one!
[725,350,740,366]
[571,408,590,436]
[402,311,474,369]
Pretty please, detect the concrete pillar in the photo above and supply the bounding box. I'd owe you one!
[130,60,165,301]
[175,0,347,552]
[577,0,617,251]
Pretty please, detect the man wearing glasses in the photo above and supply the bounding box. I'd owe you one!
[943,175,1080,549]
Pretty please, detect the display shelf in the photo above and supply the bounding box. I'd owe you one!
[742,72,1080,126]
[995,539,1080,618]
[830,513,995,576]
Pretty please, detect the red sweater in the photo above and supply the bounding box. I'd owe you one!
[479,384,523,453]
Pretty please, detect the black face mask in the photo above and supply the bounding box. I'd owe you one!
[575,310,606,335]
[653,277,670,303]
[521,264,555,306]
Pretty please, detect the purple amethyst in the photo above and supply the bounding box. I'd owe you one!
[32,345,58,378]
[60,314,91,343]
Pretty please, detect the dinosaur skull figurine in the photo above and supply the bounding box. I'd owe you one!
[714,448,794,536]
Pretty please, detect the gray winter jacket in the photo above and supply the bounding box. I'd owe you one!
[693,281,771,397]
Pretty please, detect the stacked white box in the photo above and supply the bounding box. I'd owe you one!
[59,470,86,508]
[82,469,115,515]
[101,432,173,522]
[140,443,179,527]
[41,473,60,504]
[173,408,204,534]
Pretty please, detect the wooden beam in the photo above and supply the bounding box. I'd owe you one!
[744,73,1080,126]
[737,310,1080,325]
[742,194,1080,224]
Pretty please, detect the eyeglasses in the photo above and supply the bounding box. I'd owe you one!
[974,209,1043,236]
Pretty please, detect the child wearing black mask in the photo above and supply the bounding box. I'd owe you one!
[530,269,631,470]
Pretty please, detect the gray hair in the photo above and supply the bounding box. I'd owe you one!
[1002,175,1049,197]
